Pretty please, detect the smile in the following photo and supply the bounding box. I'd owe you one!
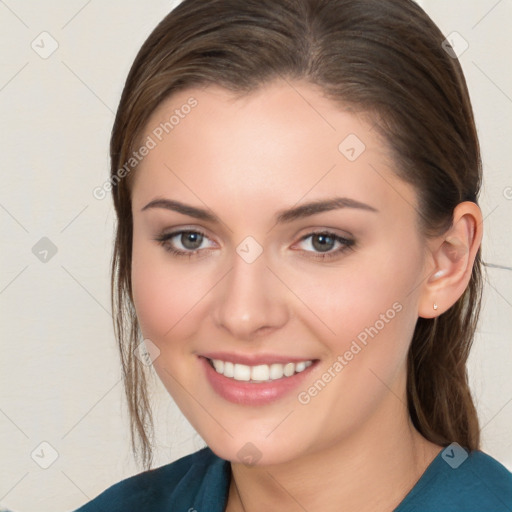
[207,358,313,383]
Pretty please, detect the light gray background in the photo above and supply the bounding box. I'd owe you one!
[0,1,511,510]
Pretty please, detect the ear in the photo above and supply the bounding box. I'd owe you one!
[418,201,483,319]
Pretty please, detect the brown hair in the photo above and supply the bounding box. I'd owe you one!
[110,0,482,469]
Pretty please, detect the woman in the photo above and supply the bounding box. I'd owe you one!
[74,0,512,510]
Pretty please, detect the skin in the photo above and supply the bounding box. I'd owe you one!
[130,80,482,512]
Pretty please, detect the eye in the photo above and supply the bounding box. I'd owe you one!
[295,231,355,260]
[154,229,354,261]
[154,229,215,258]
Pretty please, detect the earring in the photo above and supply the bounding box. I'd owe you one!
[433,303,438,310]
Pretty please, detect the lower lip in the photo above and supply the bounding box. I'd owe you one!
[200,356,318,406]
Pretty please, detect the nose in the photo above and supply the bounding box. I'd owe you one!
[212,246,289,340]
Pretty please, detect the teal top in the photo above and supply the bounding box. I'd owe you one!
[72,445,512,511]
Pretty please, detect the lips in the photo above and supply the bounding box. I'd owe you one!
[199,353,319,405]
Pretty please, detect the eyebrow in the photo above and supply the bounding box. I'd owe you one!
[141,196,378,224]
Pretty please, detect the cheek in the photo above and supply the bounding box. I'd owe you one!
[290,251,422,439]
[131,236,206,342]
[302,239,424,366]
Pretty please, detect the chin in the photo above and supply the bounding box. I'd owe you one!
[202,432,308,467]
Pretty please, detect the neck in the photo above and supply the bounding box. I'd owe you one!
[226,393,443,512]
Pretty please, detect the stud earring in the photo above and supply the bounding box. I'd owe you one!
[433,303,438,310]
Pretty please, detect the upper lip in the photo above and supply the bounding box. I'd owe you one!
[200,352,317,366]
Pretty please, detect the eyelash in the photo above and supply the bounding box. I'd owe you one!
[154,229,355,261]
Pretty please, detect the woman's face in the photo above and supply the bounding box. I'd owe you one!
[130,80,431,465]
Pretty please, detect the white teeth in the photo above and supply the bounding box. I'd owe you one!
[283,362,295,377]
[251,364,270,381]
[209,358,314,382]
[224,361,234,378]
[295,361,306,372]
[269,363,284,380]
[233,363,251,381]
[212,359,224,373]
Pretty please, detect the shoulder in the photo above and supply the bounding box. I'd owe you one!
[457,450,512,501]
[71,446,230,511]
[397,448,512,511]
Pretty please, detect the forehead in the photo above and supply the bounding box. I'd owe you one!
[131,80,417,223]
